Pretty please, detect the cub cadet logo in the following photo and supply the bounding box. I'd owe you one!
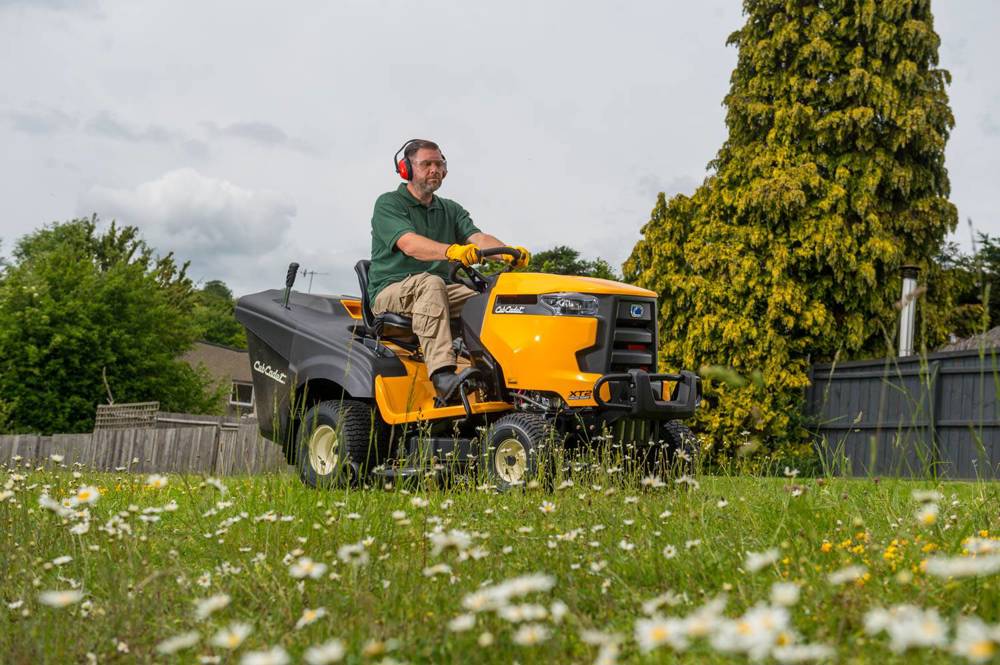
[494,304,526,314]
[567,390,592,401]
[253,361,287,385]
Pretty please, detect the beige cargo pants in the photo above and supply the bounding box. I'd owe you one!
[372,273,477,375]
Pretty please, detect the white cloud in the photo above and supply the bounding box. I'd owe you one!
[203,120,325,156]
[81,168,298,294]
[4,105,77,135]
[86,111,177,143]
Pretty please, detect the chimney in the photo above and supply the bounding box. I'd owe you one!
[898,265,920,357]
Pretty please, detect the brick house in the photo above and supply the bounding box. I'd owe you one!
[181,341,255,417]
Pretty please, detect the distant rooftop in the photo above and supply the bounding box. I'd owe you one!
[181,340,251,383]
[938,326,1000,352]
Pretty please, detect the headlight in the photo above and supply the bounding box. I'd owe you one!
[539,292,599,316]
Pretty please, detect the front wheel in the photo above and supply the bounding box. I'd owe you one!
[661,420,699,474]
[482,413,554,491]
[295,400,383,489]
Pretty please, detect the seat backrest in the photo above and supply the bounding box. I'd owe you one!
[354,260,377,329]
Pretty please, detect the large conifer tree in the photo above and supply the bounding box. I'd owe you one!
[624,0,957,448]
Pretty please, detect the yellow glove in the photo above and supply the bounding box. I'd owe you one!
[502,246,531,268]
[445,243,482,267]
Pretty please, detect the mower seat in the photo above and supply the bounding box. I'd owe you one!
[354,260,414,338]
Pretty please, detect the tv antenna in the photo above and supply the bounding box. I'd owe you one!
[299,267,329,294]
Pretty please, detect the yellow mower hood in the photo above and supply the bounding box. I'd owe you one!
[491,272,657,297]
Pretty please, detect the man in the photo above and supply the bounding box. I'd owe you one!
[368,139,529,404]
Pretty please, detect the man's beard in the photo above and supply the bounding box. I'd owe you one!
[414,177,442,196]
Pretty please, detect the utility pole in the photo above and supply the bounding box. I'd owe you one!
[299,268,329,294]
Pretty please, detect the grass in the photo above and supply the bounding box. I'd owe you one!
[1,458,999,664]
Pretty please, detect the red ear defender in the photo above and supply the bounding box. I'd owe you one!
[396,158,411,181]
[394,140,418,181]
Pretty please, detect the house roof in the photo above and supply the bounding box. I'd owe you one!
[937,326,1000,352]
[181,341,252,383]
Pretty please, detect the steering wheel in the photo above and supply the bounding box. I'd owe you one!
[448,246,524,293]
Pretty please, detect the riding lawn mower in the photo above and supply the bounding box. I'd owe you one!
[235,248,700,489]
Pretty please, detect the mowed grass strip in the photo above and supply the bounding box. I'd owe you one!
[1,463,999,664]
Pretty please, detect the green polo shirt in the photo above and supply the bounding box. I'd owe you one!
[367,184,481,302]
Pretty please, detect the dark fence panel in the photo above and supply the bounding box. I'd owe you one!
[0,426,288,476]
[807,349,1000,479]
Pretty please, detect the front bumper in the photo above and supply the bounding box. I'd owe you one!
[592,369,701,420]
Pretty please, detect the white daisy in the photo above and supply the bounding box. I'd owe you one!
[951,615,998,663]
[336,544,369,568]
[827,565,866,585]
[635,616,689,652]
[304,639,346,665]
[210,622,252,650]
[295,607,328,630]
[38,590,83,608]
[193,594,231,620]
[74,485,100,505]
[925,554,1000,579]
[146,474,168,489]
[422,563,452,578]
[864,604,948,653]
[155,631,200,654]
[916,503,939,527]
[745,548,780,573]
[428,529,472,556]
[512,623,550,646]
[290,556,329,578]
[772,644,836,662]
[240,646,289,665]
[911,489,942,503]
[448,613,476,632]
[770,582,800,607]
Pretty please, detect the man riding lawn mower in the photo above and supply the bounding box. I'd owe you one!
[235,139,701,490]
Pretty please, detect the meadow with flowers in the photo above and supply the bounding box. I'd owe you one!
[2,455,1000,664]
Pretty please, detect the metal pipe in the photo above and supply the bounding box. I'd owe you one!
[899,265,920,357]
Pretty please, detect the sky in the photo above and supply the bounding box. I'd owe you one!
[1,1,998,298]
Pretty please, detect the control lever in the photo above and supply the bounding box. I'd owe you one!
[283,262,300,309]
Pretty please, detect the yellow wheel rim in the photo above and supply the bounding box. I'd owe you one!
[495,438,527,484]
[308,425,340,475]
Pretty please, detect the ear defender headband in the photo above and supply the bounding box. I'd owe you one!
[394,139,446,181]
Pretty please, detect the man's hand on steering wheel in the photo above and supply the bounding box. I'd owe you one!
[500,245,531,268]
[445,243,482,267]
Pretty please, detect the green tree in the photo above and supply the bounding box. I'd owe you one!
[0,216,224,434]
[925,240,983,343]
[972,232,1000,329]
[192,279,247,349]
[624,0,957,450]
[481,245,621,280]
[529,246,621,280]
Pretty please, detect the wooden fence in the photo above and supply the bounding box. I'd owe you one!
[806,348,1000,479]
[0,424,289,476]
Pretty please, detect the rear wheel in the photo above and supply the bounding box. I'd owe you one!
[638,420,699,478]
[483,413,554,491]
[295,400,384,489]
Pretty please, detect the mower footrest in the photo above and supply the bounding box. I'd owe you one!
[371,467,424,480]
[406,437,475,466]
